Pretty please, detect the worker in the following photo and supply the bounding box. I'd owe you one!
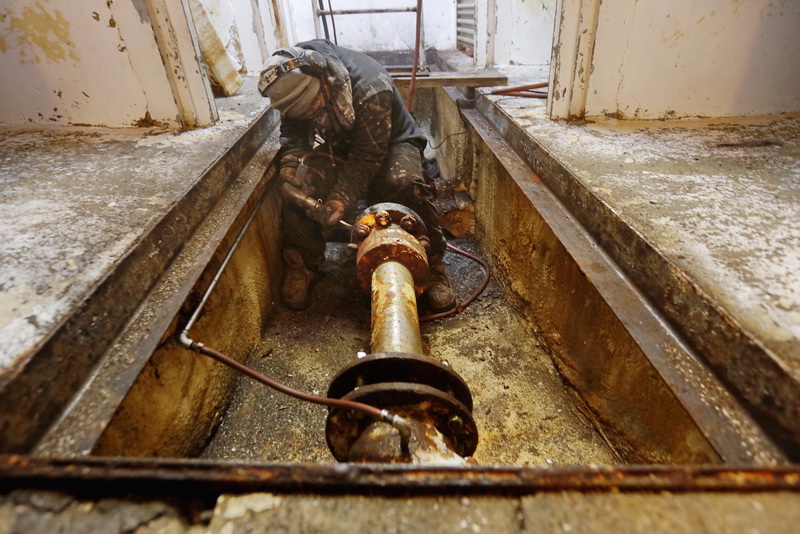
[258,39,455,312]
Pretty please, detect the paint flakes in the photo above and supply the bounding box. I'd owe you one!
[6,4,79,64]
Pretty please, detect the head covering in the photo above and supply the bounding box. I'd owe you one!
[259,54,321,118]
[294,41,356,131]
[266,72,320,118]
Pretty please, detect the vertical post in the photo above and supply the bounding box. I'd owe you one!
[547,0,602,120]
[144,0,218,128]
[311,0,323,38]
[473,0,496,67]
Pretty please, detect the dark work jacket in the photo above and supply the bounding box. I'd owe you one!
[278,39,427,209]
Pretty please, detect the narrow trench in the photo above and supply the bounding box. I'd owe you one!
[201,238,619,466]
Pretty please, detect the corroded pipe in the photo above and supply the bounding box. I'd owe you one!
[371,261,424,355]
[326,203,478,463]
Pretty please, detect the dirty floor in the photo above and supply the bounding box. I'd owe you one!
[201,239,618,466]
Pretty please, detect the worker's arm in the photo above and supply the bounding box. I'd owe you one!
[276,118,315,193]
[326,90,393,209]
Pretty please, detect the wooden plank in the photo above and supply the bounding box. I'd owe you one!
[392,71,507,88]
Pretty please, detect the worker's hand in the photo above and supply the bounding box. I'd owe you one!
[308,198,346,226]
[280,155,315,195]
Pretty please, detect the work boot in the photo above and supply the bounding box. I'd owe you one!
[282,249,316,310]
[425,256,456,313]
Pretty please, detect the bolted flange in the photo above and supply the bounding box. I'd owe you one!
[327,352,473,410]
[325,352,478,463]
[352,203,431,294]
[350,203,429,246]
[326,382,478,463]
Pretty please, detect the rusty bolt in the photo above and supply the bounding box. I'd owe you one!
[448,415,464,428]
[375,210,391,227]
[400,215,416,233]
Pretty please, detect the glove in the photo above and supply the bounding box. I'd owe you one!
[279,154,315,195]
[308,198,346,226]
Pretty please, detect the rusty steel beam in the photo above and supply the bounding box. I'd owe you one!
[1,456,799,495]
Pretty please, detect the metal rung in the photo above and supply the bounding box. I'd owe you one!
[315,8,417,16]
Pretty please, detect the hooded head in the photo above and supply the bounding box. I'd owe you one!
[258,51,321,119]
[259,41,355,131]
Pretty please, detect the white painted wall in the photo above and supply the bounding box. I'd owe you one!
[199,0,247,72]
[583,0,800,119]
[7,0,795,127]
[289,0,456,53]
[256,0,292,59]
[192,0,294,76]
[0,0,213,128]
[472,0,556,67]
[198,0,288,74]
[491,0,557,66]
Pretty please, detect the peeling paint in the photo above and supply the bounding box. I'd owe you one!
[6,3,79,64]
[130,0,150,25]
[583,1,800,119]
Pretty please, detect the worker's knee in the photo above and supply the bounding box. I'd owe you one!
[374,143,422,194]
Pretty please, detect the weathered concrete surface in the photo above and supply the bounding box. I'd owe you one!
[520,491,800,533]
[436,52,800,458]
[207,493,521,534]
[2,487,798,534]
[0,77,269,372]
[0,489,204,534]
[0,77,276,454]
[487,102,800,456]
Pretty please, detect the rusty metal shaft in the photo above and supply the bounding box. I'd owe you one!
[326,202,478,463]
[371,261,424,355]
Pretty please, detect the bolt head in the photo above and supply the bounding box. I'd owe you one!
[448,415,464,428]
[375,210,391,226]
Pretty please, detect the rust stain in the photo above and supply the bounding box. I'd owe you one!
[7,3,79,64]
[133,112,168,129]
[270,0,287,45]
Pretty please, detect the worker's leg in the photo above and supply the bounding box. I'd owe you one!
[280,154,341,310]
[280,200,325,310]
[371,143,455,312]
